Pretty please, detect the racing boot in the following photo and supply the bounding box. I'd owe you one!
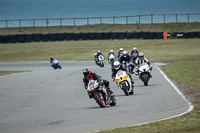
[107,86,115,97]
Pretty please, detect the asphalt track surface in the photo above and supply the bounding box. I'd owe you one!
[0,61,193,133]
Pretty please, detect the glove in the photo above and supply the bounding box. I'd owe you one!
[126,72,130,75]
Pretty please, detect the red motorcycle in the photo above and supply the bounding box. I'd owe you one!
[87,80,116,108]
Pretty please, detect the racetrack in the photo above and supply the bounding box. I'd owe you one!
[0,61,193,133]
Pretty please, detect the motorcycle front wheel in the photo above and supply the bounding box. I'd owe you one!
[94,92,106,108]
[143,73,149,86]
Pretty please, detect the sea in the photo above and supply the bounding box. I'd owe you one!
[0,0,200,27]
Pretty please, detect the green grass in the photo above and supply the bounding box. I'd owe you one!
[1,22,200,35]
[0,71,30,76]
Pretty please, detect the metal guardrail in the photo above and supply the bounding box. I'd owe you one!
[0,13,200,28]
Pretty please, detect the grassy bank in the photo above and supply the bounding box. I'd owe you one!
[1,22,200,35]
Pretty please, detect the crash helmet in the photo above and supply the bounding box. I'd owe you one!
[123,51,128,58]
[83,67,92,78]
[139,52,144,60]
[119,48,123,52]
[113,61,120,70]
[97,50,101,53]
[110,50,114,53]
[133,47,137,50]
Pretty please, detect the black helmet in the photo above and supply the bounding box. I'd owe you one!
[83,67,91,77]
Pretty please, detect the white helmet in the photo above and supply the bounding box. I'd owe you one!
[119,48,123,51]
[133,47,137,50]
[123,51,128,57]
[110,50,114,53]
[113,61,120,70]
[97,50,101,53]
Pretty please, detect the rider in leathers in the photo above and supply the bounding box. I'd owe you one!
[111,61,134,88]
[82,67,114,98]
[135,52,152,77]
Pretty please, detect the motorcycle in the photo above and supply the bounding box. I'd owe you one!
[108,54,115,67]
[51,59,62,69]
[122,61,132,73]
[114,70,134,96]
[87,80,116,108]
[96,55,105,67]
[138,63,152,86]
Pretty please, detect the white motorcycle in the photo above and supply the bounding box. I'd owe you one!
[138,63,152,86]
[97,55,105,67]
[108,54,115,67]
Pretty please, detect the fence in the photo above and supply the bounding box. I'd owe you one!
[0,13,200,28]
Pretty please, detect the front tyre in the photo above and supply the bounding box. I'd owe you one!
[121,82,129,96]
[94,92,106,108]
[143,73,149,86]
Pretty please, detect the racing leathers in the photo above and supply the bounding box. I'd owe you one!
[135,57,152,77]
[83,72,114,98]
[111,65,134,87]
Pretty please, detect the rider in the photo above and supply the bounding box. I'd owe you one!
[131,47,139,57]
[135,52,152,77]
[111,61,134,89]
[82,67,114,98]
[117,48,124,60]
[118,51,131,64]
[108,50,115,61]
[118,51,134,73]
[50,56,54,64]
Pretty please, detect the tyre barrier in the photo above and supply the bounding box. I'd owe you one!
[57,33,66,41]
[134,32,142,39]
[66,33,73,41]
[111,32,119,40]
[1,35,10,43]
[103,32,112,40]
[81,33,89,40]
[42,34,50,42]
[18,34,26,43]
[49,33,57,41]
[149,32,156,39]
[10,35,18,43]
[156,32,163,39]
[96,33,104,40]
[126,32,134,39]
[118,32,127,39]
[73,33,81,40]
[26,34,34,42]
[142,32,149,39]
[1,31,200,43]
[88,33,96,40]
[34,34,42,42]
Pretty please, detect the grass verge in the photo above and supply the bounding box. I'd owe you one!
[0,71,30,76]
[1,22,200,35]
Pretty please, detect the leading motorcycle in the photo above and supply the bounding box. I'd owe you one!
[114,70,134,96]
[51,59,62,69]
[87,80,116,108]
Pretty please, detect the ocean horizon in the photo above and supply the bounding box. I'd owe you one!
[1,0,200,27]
